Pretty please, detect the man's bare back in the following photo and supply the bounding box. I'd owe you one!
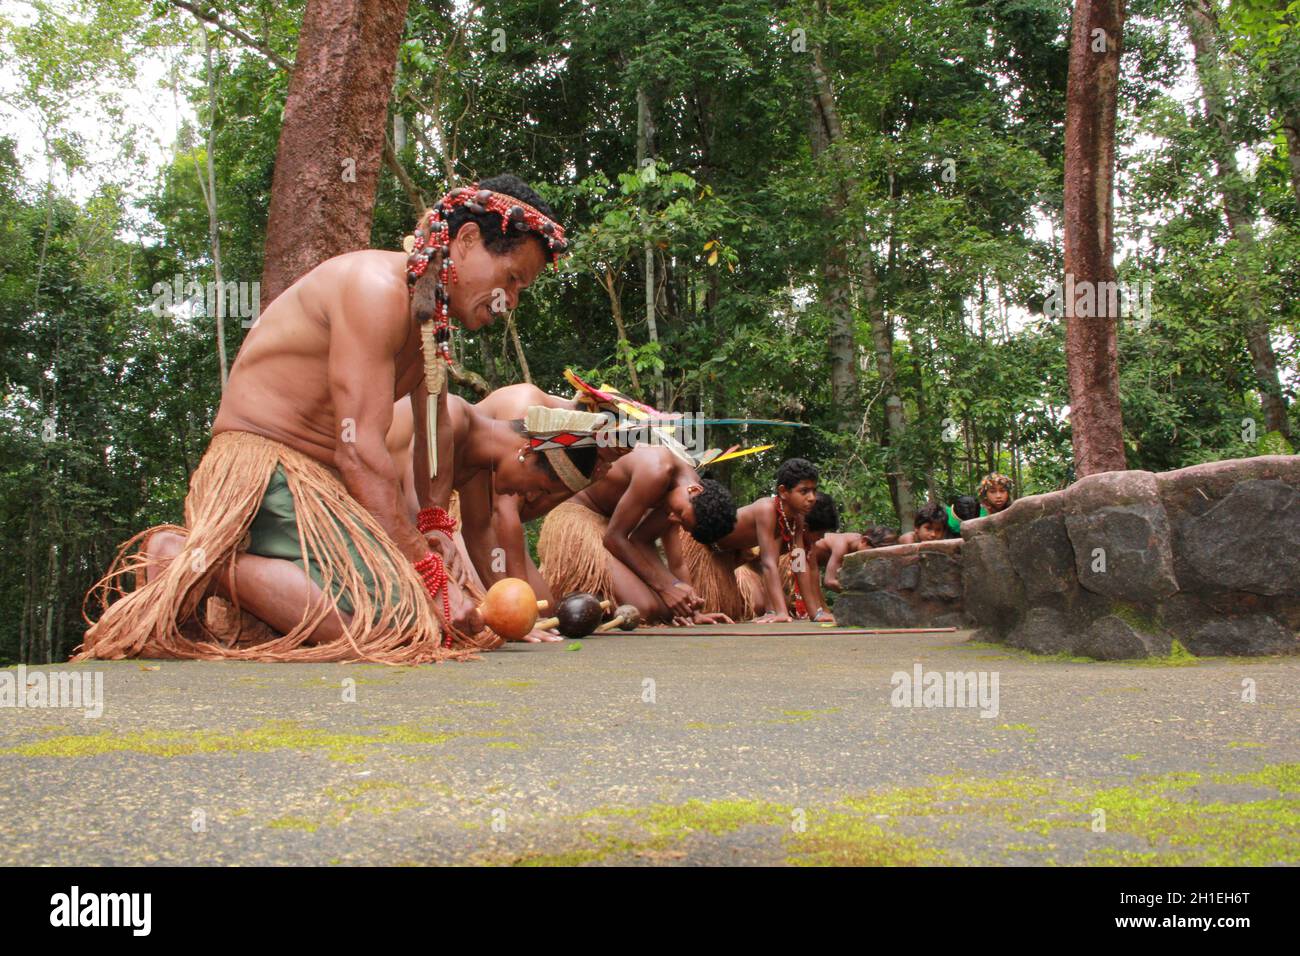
[573,444,679,519]
[475,382,577,421]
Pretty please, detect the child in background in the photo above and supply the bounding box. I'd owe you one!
[793,492,840,621]
[946,494,984,535]
[897,501,950,544]
[978,473,1014,514]
[865,525,899,548]
[814,532,868,593]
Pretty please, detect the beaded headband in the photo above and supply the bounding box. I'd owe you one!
[404,184,568,477]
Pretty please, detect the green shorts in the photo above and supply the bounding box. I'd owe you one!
[244,466,399,617]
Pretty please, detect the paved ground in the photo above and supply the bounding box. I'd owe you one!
[1,625,1296,866]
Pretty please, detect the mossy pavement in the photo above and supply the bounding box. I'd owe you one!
[1,625,1295,865]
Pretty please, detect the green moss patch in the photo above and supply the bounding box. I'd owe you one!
[482,763,1299,866]
[1,719,456,763]
[267,816,319,833]
[961,637,1200,666]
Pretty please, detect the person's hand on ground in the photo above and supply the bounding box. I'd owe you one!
[445,575,485,635]
[657,581,696,619]
[420,531,484,634]
[754,612,792,624]
[511,627,563,643]
[676,581,705,610]
[693,612,733,625]
[812,608,836,624]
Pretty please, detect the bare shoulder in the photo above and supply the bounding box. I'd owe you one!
[448,392,469,429]
[616,445,669,489]
[637,444,676,476]
[323,250,410,350]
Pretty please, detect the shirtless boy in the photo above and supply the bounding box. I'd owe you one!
[536,443,737,625]
[897,501,950,544]
[689,457,826,624]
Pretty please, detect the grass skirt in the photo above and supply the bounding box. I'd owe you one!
[536,499,616,605]
[679,530,754,622]
[77,431,472,663]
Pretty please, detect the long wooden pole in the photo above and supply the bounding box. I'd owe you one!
[611,626,961,637]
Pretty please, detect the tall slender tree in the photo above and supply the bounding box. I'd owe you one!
[1063,0,1128,476]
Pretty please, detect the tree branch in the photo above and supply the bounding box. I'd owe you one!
[170,0,292,71]
[384,131,426,210]
[172,1,428,221]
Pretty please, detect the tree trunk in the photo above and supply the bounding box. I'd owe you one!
[636,86,664,407]
[42,541,58,664]
[602,269,642,394]
[261,0,411,310]
[1063,0,1128,476]
[200,29,229,390]
[1283,115,1300,211]
[477,336,497,388]
[810,47,912,522]
[19,517,36,664]
[809,91,860,429]
[1186,0,1290,437]
[507,313,532,384]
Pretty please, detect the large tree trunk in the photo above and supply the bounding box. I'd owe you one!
[261,0,411,310]
[820,238,860,421]
[1063,0,1128,476]
[809,90,860,430]
[1186,0,1291,438]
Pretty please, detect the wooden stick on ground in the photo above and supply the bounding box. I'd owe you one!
[621,626,961,637]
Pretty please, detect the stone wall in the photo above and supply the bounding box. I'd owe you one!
[835,538,965,629]
[961,455,1300,658]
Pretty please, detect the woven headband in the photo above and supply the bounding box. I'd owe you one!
[406,184,568,289]
[522,406,606,493]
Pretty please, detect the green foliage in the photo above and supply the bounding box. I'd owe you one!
[0,0,1296,661]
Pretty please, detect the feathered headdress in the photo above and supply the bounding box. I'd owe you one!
[563,369,793,467]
